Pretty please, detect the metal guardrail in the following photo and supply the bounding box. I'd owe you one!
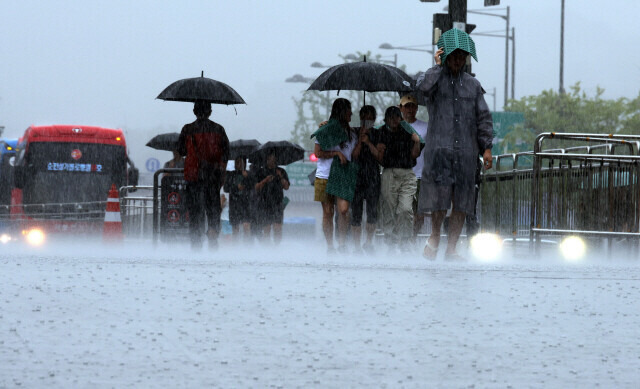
[480,132,640,255]
[119,185,155,239]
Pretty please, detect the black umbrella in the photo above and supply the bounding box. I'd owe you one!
[230,139,261,160]
[146,132,180,151]
[398,72,429,107]
[249,141,305,166]
[157,72,246,105]
[307,57,413,104]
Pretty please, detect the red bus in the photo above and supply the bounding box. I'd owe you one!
[9,125,138,239]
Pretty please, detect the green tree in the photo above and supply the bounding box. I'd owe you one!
[501,83,639,153]
[289,51,428,150]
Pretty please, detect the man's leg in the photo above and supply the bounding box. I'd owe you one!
[272,223,283,245]
[204,181,222,248]
[445,210,466,255]
[380,169,399,247]
[426,210,447,250]
[186,182,204,249]
[397,170,417,249]
[413,178,425,241]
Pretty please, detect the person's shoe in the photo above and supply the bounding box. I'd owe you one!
[337,245,349,255]
[327,247,337,255]
[208,238,218,250]
[444,252,466,262]
[352,246,365,255]
[422,240,438,260]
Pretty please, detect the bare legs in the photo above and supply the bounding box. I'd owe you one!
[261,223,283,245]
[321,198,350,251]
[425,210,466,256]
[321,201,335,250]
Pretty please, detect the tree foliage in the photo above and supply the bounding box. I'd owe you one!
[289,51,428,150]
[502,83,640,153]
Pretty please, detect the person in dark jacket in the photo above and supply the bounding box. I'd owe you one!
[350,105,382,254]
[223,156,251,241]
[177,100,230,249]
[252,152,290,245]
[416,43,494,261]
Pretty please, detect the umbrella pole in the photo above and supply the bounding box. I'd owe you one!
[363,91,366,106]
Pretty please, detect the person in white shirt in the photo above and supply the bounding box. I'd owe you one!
[399,94,429,242]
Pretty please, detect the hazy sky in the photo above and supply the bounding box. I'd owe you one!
[1,0,638,168]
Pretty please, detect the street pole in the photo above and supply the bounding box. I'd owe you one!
[511,27,515,100]
[559,0,565,94]
[504,5,510,108]
[493,87,496,112]
[449,0,467,24]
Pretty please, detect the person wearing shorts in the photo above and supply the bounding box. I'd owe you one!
[313,98,359,254]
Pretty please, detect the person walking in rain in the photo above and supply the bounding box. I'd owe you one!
[178,100,230,250]
[252,152,290,244]
[223,156,252,241]
[399,94,429,242]
[312,98,360,254]
[416,28,493,261]
[377,106,424,253]
[350,105,382,254]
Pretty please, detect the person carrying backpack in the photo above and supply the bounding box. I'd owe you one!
[178,100,230,249]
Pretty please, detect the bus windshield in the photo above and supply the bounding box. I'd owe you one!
[22,142,127,206]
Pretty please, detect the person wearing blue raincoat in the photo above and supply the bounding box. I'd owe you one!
[416,28,494,261]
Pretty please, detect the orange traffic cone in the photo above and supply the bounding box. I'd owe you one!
[103,184,123,241]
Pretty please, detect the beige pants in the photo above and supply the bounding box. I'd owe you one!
[379,168,417,245]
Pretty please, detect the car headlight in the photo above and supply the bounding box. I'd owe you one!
[559,236,586,261]
[23,229,46,246]
[470,233,503,261]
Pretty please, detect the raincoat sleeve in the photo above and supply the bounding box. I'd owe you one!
[177,125,188,157]
[416,65,444,98]
[475,87,494,152]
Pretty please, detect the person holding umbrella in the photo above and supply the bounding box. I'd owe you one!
[311,98,360,254]
[177,100,230,250]
[416,28,493,261]
[251,152,290,244]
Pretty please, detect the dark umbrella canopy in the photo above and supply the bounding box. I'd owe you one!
[398,72,428,107]
[249,141,305,166]
[307,61,414,93]
[146,132,180,151]
[157,73,246,105]
[230,139,261,160]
